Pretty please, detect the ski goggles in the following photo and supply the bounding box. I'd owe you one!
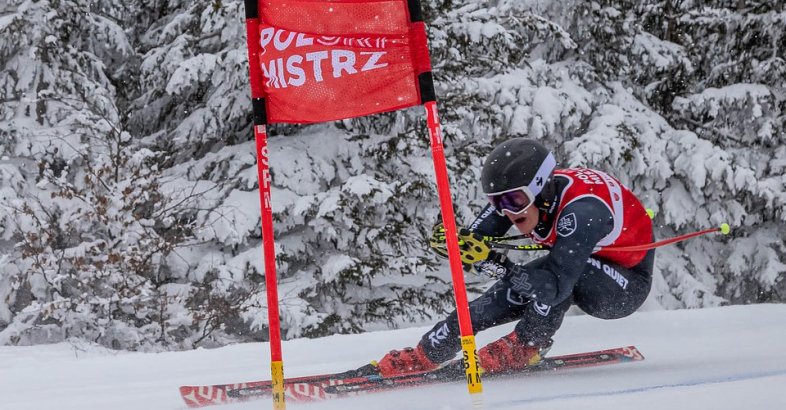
[487,187,536,216]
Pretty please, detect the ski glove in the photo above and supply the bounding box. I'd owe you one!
[456,228,491,265]
[430,224,491,264]
[457,229,511,279]
[429,225,509,279]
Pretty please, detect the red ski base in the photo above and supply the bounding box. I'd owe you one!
[179,345,644,407]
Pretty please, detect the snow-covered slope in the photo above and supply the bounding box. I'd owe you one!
[2,304,785,410]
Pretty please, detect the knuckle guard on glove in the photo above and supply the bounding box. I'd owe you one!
[457,228,490,265]
[429,225,507,279]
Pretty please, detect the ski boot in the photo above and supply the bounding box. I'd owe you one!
[373,344,439,377]
[478,331,553,374]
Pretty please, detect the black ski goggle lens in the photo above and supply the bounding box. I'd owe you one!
[488,189,534,216]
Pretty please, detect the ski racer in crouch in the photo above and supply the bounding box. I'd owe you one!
[374,138,655,377]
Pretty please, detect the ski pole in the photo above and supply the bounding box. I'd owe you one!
[599,223,731,252]
[486,224,731,252]
[488,242,547,251]
[482,233,530,242]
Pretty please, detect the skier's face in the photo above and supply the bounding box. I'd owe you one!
[505,205,539,235]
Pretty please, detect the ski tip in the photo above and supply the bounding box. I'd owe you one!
[179,386,210,408]
[621,346,645,361]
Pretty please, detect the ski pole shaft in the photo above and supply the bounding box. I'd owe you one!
[488,242,548,251]
[486,224,730,253]
[483,233,530,242]
[599,224,730,252]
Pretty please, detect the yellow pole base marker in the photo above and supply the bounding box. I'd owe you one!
[460,335,483,394]
[720,223,731,235]
[271,361,286,410]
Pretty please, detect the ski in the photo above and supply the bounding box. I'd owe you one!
[179,345,644,407]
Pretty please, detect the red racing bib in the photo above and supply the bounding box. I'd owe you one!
[532,169,653,268]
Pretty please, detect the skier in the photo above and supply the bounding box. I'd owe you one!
[375,138,654,377]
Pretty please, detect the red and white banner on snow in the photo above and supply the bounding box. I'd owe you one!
[255,0,431,123]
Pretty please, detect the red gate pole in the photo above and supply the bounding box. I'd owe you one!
[424,101,483,396]
[243,1,286,409]
[408,0,483,397]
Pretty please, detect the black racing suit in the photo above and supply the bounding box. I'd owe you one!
[418,177,654,363]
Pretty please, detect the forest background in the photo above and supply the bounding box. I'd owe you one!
[0,0,784,351]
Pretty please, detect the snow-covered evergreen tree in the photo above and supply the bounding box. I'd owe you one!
[0,0,142,346]
[0,0,247,349]
[661,1,785,304]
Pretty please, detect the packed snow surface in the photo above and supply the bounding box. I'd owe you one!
[2,304,785,410]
